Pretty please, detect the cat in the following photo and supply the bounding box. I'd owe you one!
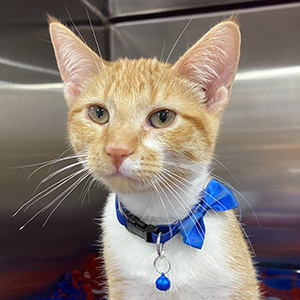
[49,15,261,300]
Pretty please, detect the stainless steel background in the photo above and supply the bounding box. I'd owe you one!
[1,1,300,299]
[0,2,108,299]
[103,0,261,18]
[110,3,300,266]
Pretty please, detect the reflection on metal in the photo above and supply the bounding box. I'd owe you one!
[0,81,63,90]
[1,1,300,299]
[101,0,300,269]
[2,64,300,91]
[236,65,300,81]
[108,0,262,18]
[0,57,60,75]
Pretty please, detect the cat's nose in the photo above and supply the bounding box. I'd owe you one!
[105,145,133,171]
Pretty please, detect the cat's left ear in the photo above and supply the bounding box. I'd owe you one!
[173,18,241,114]
[49,16,107,107]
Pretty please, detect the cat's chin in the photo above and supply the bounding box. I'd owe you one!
[101,174,150,194]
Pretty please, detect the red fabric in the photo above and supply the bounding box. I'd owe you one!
[44,255,300,300]
[260,267,300,300]
[42,255,106,300]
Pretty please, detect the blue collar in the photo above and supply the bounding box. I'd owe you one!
[115,178,238,249]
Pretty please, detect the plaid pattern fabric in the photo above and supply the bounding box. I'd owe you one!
[260,267,300,300]
[41,255,300,300]
[41,255,106,300]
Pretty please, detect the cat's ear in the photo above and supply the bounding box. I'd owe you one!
[48,16,106,107]
[173,18,241,114]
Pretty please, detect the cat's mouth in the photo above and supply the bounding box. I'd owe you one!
[107,170,129,179]
[107,162,136,178]
[102,174,145,193]
[100,162,160,193]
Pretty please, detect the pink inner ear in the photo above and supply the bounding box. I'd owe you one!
[50,22,104,106]
[64,82,81,105]
[173,21,240,113]
[206,87,228,113]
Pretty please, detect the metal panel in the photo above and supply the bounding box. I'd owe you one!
[98,0,261,18]
[2,1,300,299]
[110,3,300,266]
[0,0,99,25]
[0,5,108,297]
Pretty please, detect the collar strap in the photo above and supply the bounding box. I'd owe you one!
[116,200,160,243]
[115,179,238,249]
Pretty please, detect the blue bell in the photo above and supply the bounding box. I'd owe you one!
[155,273,171,291]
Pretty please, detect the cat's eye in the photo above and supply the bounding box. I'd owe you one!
[149,109,176,128]
[88,105,109,124]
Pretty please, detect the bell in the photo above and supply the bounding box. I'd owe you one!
[155,273,171,291]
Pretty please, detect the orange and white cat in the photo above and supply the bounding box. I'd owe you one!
[49,16,261,300]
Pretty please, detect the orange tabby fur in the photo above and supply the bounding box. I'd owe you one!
[67,57,219,194]
[49,16,261,299]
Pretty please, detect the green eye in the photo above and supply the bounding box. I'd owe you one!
[149,109,176,128]
[88,105,109,124]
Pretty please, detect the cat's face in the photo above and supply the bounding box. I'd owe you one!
[49,16,240,194]
[67,58,218,193]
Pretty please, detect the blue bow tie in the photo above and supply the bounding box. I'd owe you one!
[115,179,238,249]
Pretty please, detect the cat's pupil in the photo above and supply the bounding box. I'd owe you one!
[88,105,109,124]
[148,109,176,128]
[159,110,169,123]
[96,107,104,118]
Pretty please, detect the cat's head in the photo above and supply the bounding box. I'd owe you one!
[49,17,240,194]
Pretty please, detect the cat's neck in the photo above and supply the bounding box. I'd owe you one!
[116,171,210,226]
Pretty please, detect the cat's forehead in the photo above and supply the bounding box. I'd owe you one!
[110,57,166,77]
[77,57,201,118]
[105,58,169,96]
[85,58,185,106]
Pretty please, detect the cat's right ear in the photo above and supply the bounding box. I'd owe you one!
[172,18,241,114]
[48,16,106,107]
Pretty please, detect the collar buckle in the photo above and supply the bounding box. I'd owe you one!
[123,210,160,243]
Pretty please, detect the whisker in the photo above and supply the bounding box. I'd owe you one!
[154,16,194,91]
[178,173,232,218]
[64,4,102,79]
[160,168,221,244]
[212,156,245,187]
[46,146,74,175]
[13,153,85,174]
[31,159,87,198]
[156,173,196,245]
[85,7,108,80]
[150,176,176,253]
[163,159,259,225]
[146,176,173,233]
[79,176,96,206]
[85,8,104,60]
[236,218,256,256]
[167,162,241,209]
[26,168,88,212]
[163,161,206,176]
[162,165,256,254]
[156,173,187,219]
[159,38,166,62]
[42,171,91,227]
[160,167,216,218]
[26,155,84,183]
[40,160,85,185]
[161,168,255,253]
[13,168,87,217]
[19,170,90,230]
[158,172,195,217]
[208,171,259,226]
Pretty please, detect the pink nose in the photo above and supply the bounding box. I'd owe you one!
[105,145,133,170]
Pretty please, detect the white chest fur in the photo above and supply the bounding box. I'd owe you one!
[102,193,239,300]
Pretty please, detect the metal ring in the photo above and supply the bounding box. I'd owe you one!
[156,232,165,257]
[153,255,171,275]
